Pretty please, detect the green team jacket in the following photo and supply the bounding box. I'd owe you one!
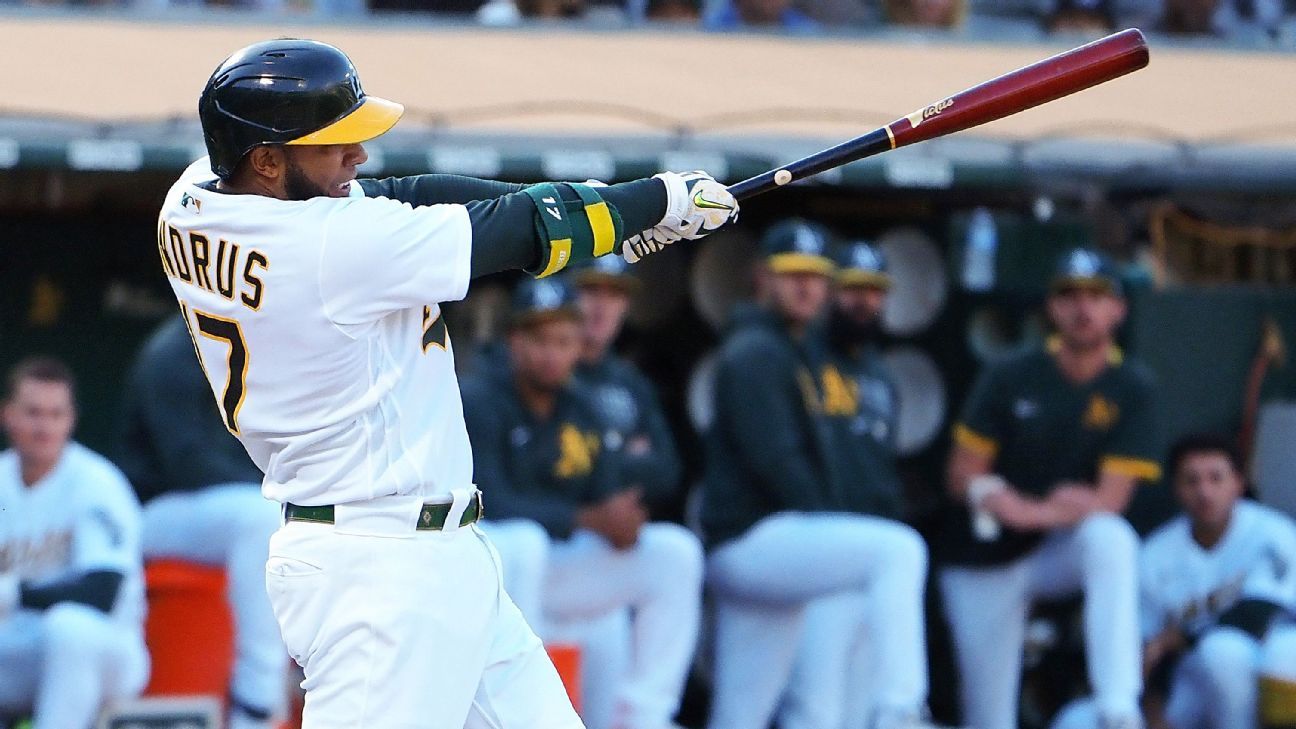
[461,369,625,540]
[819,339,904,521]
[700,304,843,549]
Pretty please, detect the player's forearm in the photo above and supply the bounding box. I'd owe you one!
[946,444,993,499]
[465,178,666,279]
[19,570,124,614]
[1093,471,1138,513]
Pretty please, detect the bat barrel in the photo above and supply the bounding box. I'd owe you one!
[726,29,1149,202]
[888,28,1149,148]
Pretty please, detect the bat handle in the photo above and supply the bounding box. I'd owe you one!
[726,126,895,202]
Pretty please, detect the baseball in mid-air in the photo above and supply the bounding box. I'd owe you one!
[774,169,793,186]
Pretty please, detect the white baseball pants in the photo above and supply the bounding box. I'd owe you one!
[940,513,1142,729]
[0,603,149,729]
[142,482,285,716]
[705,512,931,729]
[264,491,583,729]
[544,524,705,729]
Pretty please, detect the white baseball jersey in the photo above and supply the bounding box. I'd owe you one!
[1141,500,1296,638]
[156,158,475,506]
[0,442,145,627]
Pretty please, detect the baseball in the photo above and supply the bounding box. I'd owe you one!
[774,169,793,186]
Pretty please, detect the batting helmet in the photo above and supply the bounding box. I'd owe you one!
[198,39,404,179]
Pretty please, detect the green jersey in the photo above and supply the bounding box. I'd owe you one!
[943,342,1161,565]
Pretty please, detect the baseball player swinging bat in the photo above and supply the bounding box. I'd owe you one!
[727,28,1150,200]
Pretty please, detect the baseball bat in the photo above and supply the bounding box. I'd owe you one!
[727,28,1150,200]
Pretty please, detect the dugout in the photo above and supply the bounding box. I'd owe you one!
[3,18,1296,726]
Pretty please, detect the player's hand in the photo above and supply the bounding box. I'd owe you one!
[1043,484,1099,525]
[622,171,738,263]
[577,488,648,550]
[982,488,1047,532]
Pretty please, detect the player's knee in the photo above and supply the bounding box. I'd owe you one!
[1195,627,1259,693]
[1076,513,1138,565]
[42,602,117,657]
[638,522,704,582]
[883,522,928,579]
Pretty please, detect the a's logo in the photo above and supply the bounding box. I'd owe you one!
[692,188,734,211]
[534,281,565,309]
[820,365,859,417]
[793,225,825,255]
[1082,394,1119,430]
[180,192,202,214]
[1066,249,1102,277]
[905,98,954,129]
[1013,398,1039,419]
[555,423,599,479]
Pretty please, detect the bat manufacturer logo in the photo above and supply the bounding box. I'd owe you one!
[904,98,954,129]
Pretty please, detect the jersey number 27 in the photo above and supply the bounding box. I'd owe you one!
[181,303,248,434]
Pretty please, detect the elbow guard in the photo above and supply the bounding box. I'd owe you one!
[522,182,624,278]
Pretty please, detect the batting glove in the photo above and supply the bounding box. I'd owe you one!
[623,171,738,263]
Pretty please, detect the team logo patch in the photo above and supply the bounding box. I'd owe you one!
[180,192,202,214]
[1082,394,1119,430]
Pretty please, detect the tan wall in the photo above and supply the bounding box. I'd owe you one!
[3,16,1292,144]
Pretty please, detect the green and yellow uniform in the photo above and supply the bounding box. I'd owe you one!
[942,339,1162,565]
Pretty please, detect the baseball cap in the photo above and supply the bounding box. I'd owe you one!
[1050,247,1123,297]
[570,255,641,292]
[834,241,892,290]
[761,219,836,276]
[510,278,581,329]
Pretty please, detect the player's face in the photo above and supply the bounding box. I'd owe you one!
[577,283,630,353]
[2,378,75,468]
[768,271,831,327]
[1047,287,1126,351]
[834,285,887,328]
[510,317,584,391]
[1174,451,1244,532]
[282,144,369,200]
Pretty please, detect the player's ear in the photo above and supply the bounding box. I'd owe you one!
[246,145,285,182]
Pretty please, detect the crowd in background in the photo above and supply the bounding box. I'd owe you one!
[2,0,1295,45]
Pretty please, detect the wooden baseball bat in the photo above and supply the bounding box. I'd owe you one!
[727,28,1150,200]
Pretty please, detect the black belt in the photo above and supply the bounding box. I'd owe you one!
[284,491,484,531]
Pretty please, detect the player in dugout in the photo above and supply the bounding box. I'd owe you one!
[462,278,703,729]
[0,357,149,728]
[1053,432,1296,729]
[570,255,683,518]
[940,247,1161,729]
[701,220,937,729]
[117,315,287,729]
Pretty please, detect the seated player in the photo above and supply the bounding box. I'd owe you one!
[464,279,704,729]
[0,357,149,729]
[702,221,936,729]
[571,255,683,518]
[1053,433,1296,729]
